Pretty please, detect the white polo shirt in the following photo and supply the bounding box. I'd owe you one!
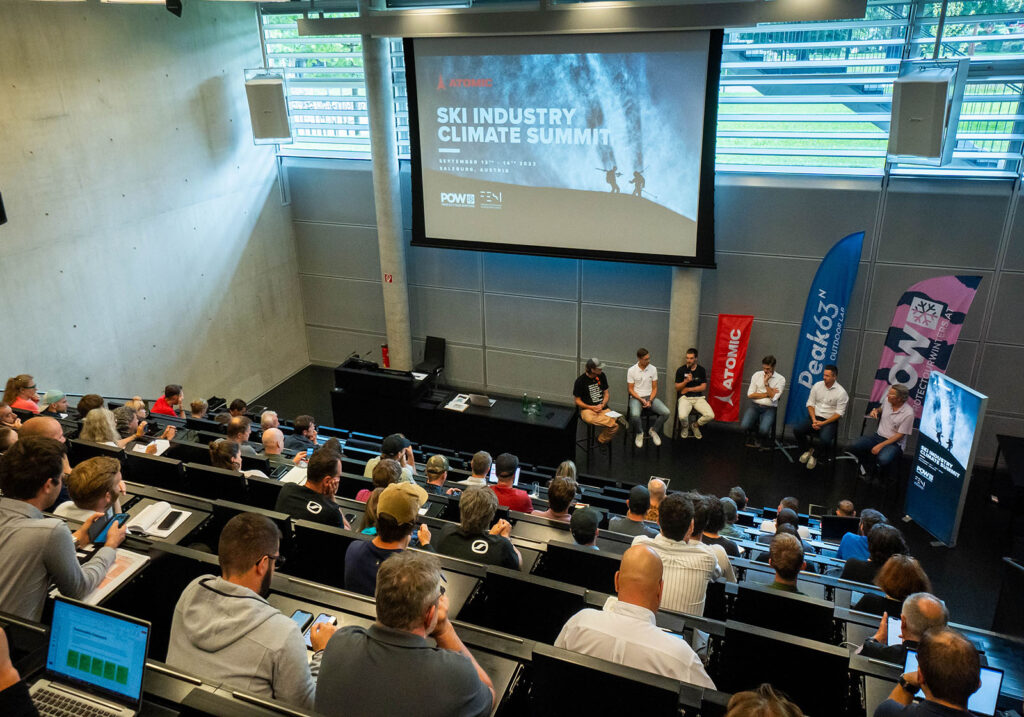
[747,370,787,407]
[806,380,849,419]
[627,363,659,399]
[555,596,716,688]
[878,400,915,449]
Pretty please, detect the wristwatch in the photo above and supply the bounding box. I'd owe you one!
[898,675,918,694]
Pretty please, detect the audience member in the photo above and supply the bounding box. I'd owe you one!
[767,533,806,594]
[532,474,575,522]
[555,545,715,687]
[216,398,248,424]
[730,485,749,511]
[124,398,148,422]
[719,497,745,540]
[284,415,318,451]
[38,390,67,417]
[364,433,417,483]
[260,428,301,466]
[151,384,185,418]
[226,416,258,457]
[189,399,209,419]
[209,438,242,471]
[555,459,577,481]
[837,508,887,561]
[725,684,804,717]
[855,554,933,616]
[345,483,432,596]
[874,628,981,716]
[436,487,521,569]
[359,487,384,535]
[112,405,176,447]
[0,437,126,620]
[840,523,908,585]
[860,592,949,665]
[274,448,349,529]
[456,451,491,487]
[260,410,279,429]
[315,551,496,716]
[570,507,601,549]
[53,456,125,522]
[356,458,402,502]
[608,485,659,537]
[167,513,331,709]
[75,393,105,419]
[760,497,811,540]
[645,476,667,522]
[490,453,533,513]
[702,495,740,557]
[0,626,37,717]
[81,408,139,449]
[16,417,72,510]
[631,493,721,615]
[424,454,454,495]
[4,375,39,413]
[758,509,817,568]
[837,499,856,517]
[0,403,22,430]
[690,492,736,583]
[0,427,16,453]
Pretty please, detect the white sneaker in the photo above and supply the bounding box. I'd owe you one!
[806,455,817,470]
[799,450,812,464]
[649,428,662,447]
[680,424,690,439]
[692,423,703,440]
[635,433,644,448]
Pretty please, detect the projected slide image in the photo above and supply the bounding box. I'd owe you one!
[918,372,982,470]
[413,33,711,257]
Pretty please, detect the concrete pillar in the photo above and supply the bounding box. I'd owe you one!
[665,267,702,433]
[360,0,413,370]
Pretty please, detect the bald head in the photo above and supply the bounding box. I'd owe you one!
[902,592,949,640]
[615,545,664,613]
[262,428,284,455]
[20,416,65,443]
[647,478,667,505]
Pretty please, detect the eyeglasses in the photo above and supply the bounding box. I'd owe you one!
[261,554,285,568]
[25,385,37,390]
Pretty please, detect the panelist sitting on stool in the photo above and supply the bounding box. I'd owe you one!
[627,348,670,448]
[573,358,623,448]
[675,348,714,439]
[740,355,786,450]
[852,384,914,480]
[794,364,848,470]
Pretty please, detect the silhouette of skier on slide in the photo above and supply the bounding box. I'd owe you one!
[599,166,622,193]
[630,171,646,197]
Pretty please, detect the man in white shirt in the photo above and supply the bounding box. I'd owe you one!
[793,364,849,470]
[555,544,715,688]
[852,384,915,478]
[626,348,670,449]
[631,493,721,616]
[740,355,786,450]
[456,451,491,487]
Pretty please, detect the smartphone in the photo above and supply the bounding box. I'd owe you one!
[91,512,129,544]
[87,507,116,544]
[290,609,314,632]
[157,510,183,531]
[303,613,337,649]
[887,615,902,646]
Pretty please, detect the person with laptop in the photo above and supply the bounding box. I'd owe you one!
[167,513,334,709]
[555,544,716,688]
[0,436,126,621]
[837,509,888,561]
[456,451,491,487]
[874,628,982,716]
[490,453,533,513]
[316,551,495,716]
[859,593,949,665]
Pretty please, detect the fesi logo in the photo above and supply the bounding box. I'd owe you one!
[441,192,475,208]
[436,74,493,89]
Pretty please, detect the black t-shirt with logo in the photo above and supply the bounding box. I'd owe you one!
[274,482,343,528]
[573,372,609,407]
[674,363,708,397]
[436,526,519,569]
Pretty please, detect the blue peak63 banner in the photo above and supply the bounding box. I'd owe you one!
[784,232,864,427]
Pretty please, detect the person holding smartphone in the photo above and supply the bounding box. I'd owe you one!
[52,456,126,523]
[0,437,127,621]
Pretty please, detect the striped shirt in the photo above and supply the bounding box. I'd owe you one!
[632,533,722,616]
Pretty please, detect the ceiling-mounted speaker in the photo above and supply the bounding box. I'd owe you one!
[887,59,969,166]
[244,70,293,145]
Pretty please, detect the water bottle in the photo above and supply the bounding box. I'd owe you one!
[522,393,529,413]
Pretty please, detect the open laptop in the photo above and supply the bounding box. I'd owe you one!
[30,597,151,717]
[904,649,1003,716]
[467,393,496,408]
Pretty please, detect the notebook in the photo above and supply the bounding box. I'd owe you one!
[30,597,151,716]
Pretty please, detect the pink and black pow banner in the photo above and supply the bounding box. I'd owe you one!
[867,275,982,420]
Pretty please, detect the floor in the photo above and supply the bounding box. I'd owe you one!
[254,364,1017,631]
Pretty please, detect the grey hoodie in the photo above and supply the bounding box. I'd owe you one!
[166,575,318,709]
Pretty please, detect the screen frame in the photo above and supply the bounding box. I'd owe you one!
[405,31,722,268]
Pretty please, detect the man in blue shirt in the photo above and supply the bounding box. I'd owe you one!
[837,508,886,561]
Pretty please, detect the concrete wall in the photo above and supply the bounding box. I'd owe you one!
[288,158,1022,467]
[0,2,308,403]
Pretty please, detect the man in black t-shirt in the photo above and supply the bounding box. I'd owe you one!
[274,450,350,529]
[674,348,714,439]
[572,358,622,445]
[436,487,520,569]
